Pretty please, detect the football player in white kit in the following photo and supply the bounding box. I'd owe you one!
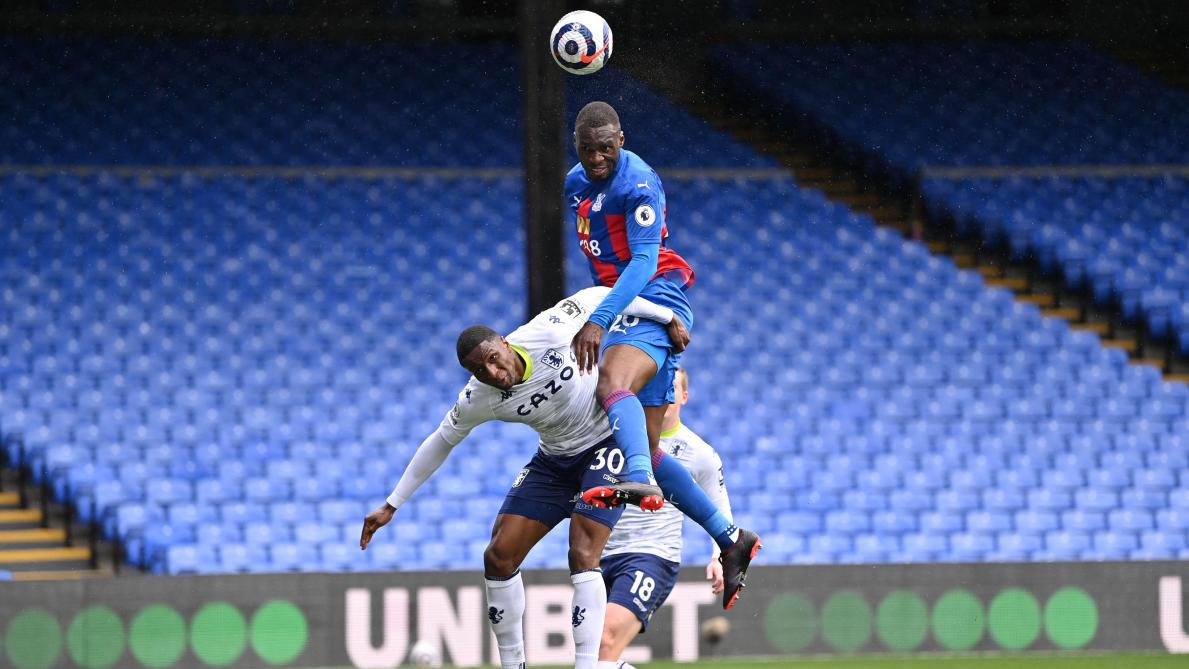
[358,287,687,669]
[597,368,733,669]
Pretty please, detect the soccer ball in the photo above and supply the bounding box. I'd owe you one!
[550,10,613,76]
[407,640,442,669]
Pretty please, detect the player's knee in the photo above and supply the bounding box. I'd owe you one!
[567,544,600,572]
[483,542,520,578]
[594,376,618,404]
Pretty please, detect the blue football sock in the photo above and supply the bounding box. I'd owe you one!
[653,450,738,551]
[603,390,652,483]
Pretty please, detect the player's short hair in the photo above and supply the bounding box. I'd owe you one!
[676,367,689,393]
[456,325,500,364]
[575,101,620,131]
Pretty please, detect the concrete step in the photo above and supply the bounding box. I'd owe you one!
[985,276,1030,291]
[7,568,115,581]
[0,528,67,549]
[1102,338,1139,353]
[0,546,92,571]
[1042,307,1082,320]
[1072,322,1112,336]
[0,508,43,529]
[1017,293,1056,307]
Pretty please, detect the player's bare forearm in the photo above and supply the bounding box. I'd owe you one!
[666,315,690,352]
[571,320,604,374]
[359,503,396,550]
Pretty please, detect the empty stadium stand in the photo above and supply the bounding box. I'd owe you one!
[3,37,1188,574]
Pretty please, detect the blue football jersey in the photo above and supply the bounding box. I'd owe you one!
[564,149,695,292]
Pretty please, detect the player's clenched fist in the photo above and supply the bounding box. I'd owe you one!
[571,321,605,374]
[359,503,396,550]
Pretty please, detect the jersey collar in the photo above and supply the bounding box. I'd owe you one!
[510,344,533,382]
[660,421,682,439]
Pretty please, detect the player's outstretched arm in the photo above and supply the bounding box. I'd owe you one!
[359,427,462,550]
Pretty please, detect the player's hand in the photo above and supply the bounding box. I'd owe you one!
[706,557,724,594]
[571,321,605,375]
[359,503,396,550]
[666,315,690,353]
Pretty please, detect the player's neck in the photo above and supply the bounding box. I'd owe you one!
[510,344,530,384]
[660,415,681,437]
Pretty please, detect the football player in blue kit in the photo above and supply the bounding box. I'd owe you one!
[565,101,759,609]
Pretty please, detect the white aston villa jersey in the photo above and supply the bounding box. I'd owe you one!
[437,287,671,458]
[602,423,732,562]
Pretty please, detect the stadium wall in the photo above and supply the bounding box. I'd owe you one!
[2,562,1188,668]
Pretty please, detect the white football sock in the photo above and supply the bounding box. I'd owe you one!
[485,571,526,669]
[571,569,607,669]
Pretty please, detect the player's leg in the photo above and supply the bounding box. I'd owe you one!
[595,604,644,669]
[486,453,574,669]
[568,515,613,669]
[484,514,550,669]
[595,342,659,483]
[626,356,765,609]
[596,552,681,669]
[569,438,627,669]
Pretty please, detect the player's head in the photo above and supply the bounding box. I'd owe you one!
[573,101,624,181]
[456,325,522,391]
[663,368,690,423]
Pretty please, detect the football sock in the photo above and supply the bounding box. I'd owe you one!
[484,571,526,669]
[603,390,652,483]
[571,569,607,669]
[653,449,738,551]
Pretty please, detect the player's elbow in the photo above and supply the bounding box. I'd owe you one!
[630,250,658,272]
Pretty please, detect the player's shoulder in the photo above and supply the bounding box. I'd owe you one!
[506,309,568,352]
[674,425,717,459]
[617,150,661,185]
[458,377,491,404]
[564,286,611,313]
[449,377,493,424]
[564,163,588,195]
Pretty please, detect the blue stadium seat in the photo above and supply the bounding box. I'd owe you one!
[219,543,267,573]
[165,544,216,575]
[900,533,948,561]
[270,543,317,571]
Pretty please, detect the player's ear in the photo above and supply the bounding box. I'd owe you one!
[617,130,625,147]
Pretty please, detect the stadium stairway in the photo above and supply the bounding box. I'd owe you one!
[0,465,108,580]
[625,57,1189,385]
